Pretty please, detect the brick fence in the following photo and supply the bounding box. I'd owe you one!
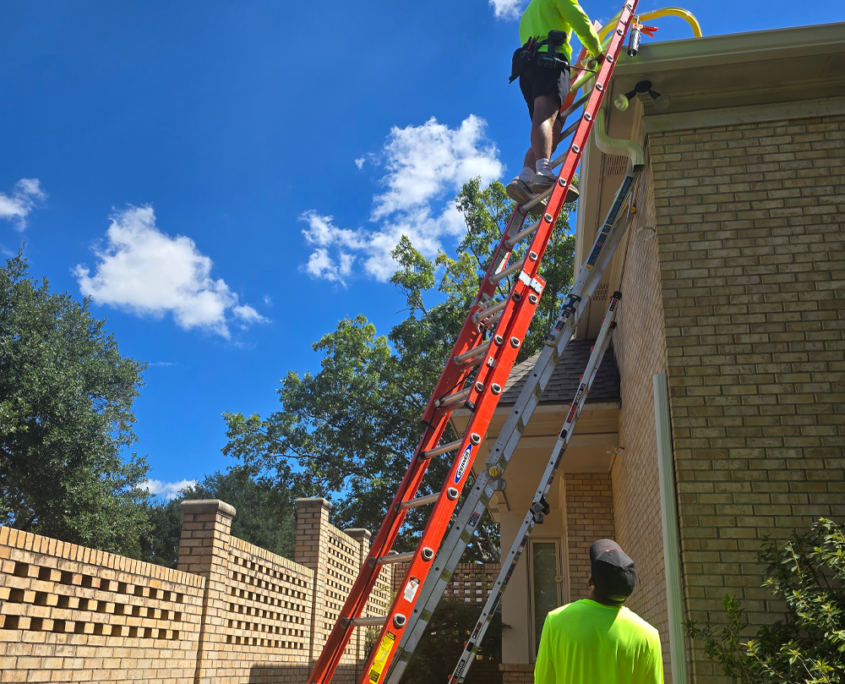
[0,497,391,683]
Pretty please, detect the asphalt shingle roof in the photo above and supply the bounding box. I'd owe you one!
[501,339,620,405]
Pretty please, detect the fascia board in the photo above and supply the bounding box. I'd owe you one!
[615,21,845,76]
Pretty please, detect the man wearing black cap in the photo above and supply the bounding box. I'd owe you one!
[534,539,663,684]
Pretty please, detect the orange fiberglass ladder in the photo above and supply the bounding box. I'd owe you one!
[308,4,639,682]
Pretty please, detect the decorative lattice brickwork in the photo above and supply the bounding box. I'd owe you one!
[392,563,501,605]
[0,526,204,682]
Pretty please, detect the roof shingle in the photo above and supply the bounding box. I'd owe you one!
[501,339,620,405]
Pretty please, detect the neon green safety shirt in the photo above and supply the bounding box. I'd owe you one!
[534,600,664,684]
[519,0,603,60]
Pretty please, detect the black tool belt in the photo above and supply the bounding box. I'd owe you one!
[509,30,569,83]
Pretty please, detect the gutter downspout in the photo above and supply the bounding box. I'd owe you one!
[594,107,645,172]
[653,374,688,684]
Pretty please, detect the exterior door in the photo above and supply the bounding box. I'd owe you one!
[528,539,563,660]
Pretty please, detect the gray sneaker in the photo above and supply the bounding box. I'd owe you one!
[529,173,555,194]
[505,178,534,205]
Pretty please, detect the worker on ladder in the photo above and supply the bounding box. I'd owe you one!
[507,0,604,210]
[534,540,663,684]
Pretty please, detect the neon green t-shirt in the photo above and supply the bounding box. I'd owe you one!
[519,0,603,60]
[534,600,664,684]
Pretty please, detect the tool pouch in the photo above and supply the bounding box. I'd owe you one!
[536,30,569,71]
[509,37,538,83]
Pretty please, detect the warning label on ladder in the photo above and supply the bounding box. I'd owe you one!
[368,631,396,683]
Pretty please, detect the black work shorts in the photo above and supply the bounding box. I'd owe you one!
[519,60,571,120]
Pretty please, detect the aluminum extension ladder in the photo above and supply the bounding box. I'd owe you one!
[444,291,621,684]
[308,4,639,682]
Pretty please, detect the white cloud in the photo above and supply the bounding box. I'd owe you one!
[489,0,524,19]
[355,157,366,170]
[75,205,267,338]
[300,116,503,284]
[371,116,502,219]
[263,295,273,306]
[141,478,197,501]
[0,179,46,231]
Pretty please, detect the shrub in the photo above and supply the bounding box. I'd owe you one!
[685,517,845,684]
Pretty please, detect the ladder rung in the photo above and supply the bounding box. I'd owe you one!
[505,220,540,250]
[489,257,526,285]
[421,439,462,459]
[435,387,471,409]
[341,616,385,628]
[472,299,508,324]
[373,550,414,565]
[397,492,440,510]
[453,340,492,365]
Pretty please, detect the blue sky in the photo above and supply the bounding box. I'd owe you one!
[2,0,839,499]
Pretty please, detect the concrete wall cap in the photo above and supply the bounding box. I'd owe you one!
[180,499,237,518]
[295,497,332,510]
[344,528,372,540]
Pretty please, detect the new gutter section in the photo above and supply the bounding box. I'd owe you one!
[614,21,845,74]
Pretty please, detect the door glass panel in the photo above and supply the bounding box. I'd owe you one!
[531,542,560,657]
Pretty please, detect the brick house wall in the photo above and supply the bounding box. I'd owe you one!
[612,157,674,677]
[564,473,615,601]
[651,114,845,682]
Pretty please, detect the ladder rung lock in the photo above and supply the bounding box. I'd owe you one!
[473,299,508,324]
[491,383,502,395]
[559,178,567,186]
[454,341,492,365]
[510,337,520,348]
[398,492,441,510]
[494,335,504,345]
[394,614,407,628]
[421,547,434,561]
[470,433,481,445]
[544,213,553,223]
[421,439,462,460]
[528,294,538,305]
[489,257,526,285]
[528,251,538,261]
[475,382,484,393]
[447,487,459,500]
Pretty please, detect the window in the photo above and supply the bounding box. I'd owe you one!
[529,540,563,660]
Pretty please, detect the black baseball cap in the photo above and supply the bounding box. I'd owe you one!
[590,539,637,605]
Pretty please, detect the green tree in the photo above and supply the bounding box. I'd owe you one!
[223,179,576,558]
[0,250,150,557]
[402,599,504,684]
[140,469,297,568]
[685,518,845,684]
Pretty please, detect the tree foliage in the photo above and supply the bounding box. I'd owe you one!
[223,179,576,558]
[402,599,504,684]
[140,469,297,568]
[0,250,150,556]
[685,518,845,684]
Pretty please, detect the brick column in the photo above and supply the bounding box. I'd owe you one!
[178,499,236,684]
[295,497,333,668]
[344,528,371,672]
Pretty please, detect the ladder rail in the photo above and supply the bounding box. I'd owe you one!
[448,294,622,684]
[384,167,639,684]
